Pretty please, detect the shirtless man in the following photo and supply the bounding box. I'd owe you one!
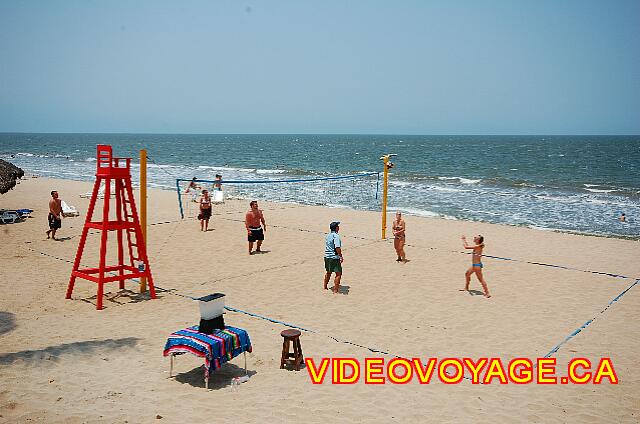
[245,200,266,254]
[199,190,212,232]
[461,234,491,298]
[392,211,406,262]
[213,174,222,191]
[46,190,63,240]
[186,177,200,202]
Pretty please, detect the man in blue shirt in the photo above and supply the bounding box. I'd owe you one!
[324,221,343,294]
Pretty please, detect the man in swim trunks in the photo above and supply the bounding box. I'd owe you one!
[46,190,63,240]
[245,200,266,254]
[461,234,491,298]
[324,221,343,294]
[199,189,212,231]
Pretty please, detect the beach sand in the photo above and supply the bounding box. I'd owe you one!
[1,177,639,423]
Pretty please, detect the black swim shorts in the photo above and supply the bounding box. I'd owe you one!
[248,227,264,242]
[48,213,61,230]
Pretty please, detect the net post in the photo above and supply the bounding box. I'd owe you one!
[140,149,147,293]
[176,179,185,219]
[379,154,396,240]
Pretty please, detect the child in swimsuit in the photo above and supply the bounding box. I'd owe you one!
[461,234,491,298]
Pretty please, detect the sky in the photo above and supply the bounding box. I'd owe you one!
[0,0,639,134]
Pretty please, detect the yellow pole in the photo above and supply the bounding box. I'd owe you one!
[139,149,147,293]
[381,155,389,239]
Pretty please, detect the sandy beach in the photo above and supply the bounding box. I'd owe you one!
[1,176,639,423]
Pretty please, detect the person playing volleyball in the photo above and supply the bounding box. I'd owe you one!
[460,234,491,298]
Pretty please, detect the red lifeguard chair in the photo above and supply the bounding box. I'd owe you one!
[66,145,156,310]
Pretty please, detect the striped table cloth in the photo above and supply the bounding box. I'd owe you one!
[163,326,252,377]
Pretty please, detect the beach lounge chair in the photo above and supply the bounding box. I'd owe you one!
[61,201,79,217]
[79,182,114,199]
[80,183,105,199]
[211,190,225,204]
[0,210,20,224]
[16,209,33,219]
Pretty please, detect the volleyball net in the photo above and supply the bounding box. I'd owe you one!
[176,173,380,219]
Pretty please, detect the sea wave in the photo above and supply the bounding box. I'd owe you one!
[255,169,287,174]
[438,176,481,184]
[147,163,177,169]
[427,185,469,193]
[584,188,615,193]
[393,206,457,220]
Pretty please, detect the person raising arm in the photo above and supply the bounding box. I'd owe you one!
[460,234,491,298]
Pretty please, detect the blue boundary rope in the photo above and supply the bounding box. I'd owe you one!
[483,254,631,279]
[542,278,639,358]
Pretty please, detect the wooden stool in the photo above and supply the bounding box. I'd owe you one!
[280,329,304,371]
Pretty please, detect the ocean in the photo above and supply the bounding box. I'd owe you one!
[1,133,638,239]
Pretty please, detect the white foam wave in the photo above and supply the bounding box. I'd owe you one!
[390,181,414,188]
[514,182,544,188]
[438,176,481,184]
[393,206,457,220]
[492,191,519,198]
[459,178,481,184]
[197,165,259,173]
[534,194,577,204]
[428,185,468,193]
[325,203,351,209]
[585,188,615,193]
[255,169,287,174]
[526,225,556,232]
[147,163,176,169]
[584,198,608,205]
[197,165,227,171]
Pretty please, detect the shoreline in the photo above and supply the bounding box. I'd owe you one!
[10,172,638,242]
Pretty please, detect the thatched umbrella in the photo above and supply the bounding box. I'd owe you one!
[0,159,24,194]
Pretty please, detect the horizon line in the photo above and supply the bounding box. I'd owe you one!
[1,131,639,137]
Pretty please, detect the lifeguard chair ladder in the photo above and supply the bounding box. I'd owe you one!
[66,145,156,310]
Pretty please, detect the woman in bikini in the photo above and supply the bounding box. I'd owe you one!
[461,234,491,298]
[392,211,406,262]
[199,190,212,232]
